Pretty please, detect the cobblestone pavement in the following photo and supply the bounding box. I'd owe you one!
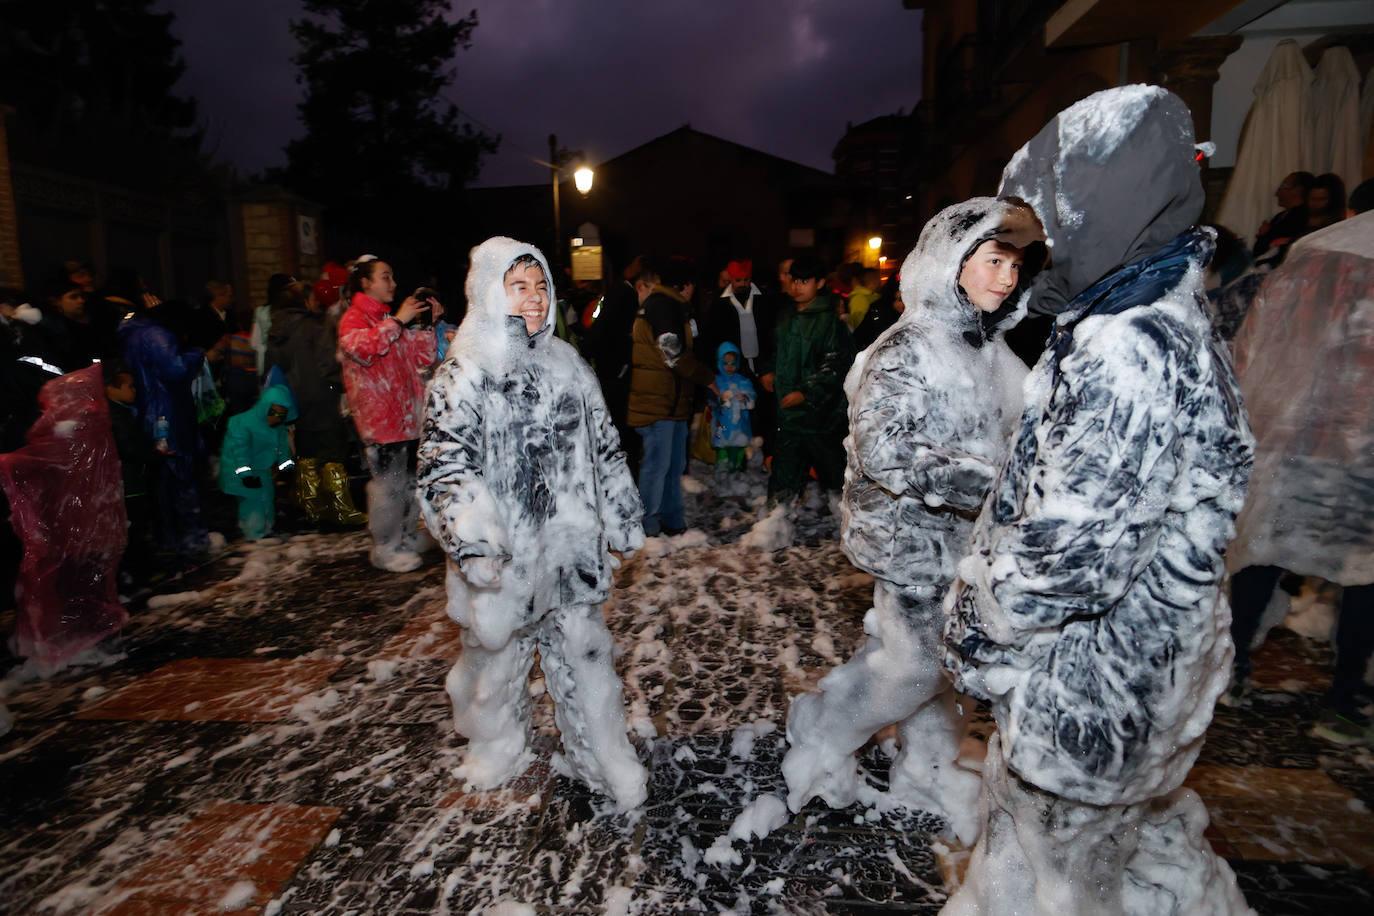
[2,470,1374,914]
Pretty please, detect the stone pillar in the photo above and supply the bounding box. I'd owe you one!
[0,106,23,290]
[232,190,323,305]
[1150,36,1244,143]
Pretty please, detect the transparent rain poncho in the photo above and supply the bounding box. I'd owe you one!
[1228,212,1374,585]
[0,364,128,666]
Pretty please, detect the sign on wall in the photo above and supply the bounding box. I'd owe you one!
[297,215,317,256]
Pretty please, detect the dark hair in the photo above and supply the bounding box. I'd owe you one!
[636,256,662,286]
[340,257,380,305]
[660,256,695,292]
[788,254,827,282]
[280,280,314,310]
[504,253,542,279]
[1349,178,1374,216]
[102,267,147,305]
[44,266,83,301]
[203,279,232,305]
[266,272,295,306]
[1288,171,1316,194]
[1311,173,1347,216]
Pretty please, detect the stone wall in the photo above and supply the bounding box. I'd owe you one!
[235,196,322,306]
[0,107,23,290]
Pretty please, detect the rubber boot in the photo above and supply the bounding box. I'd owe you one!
[293,457,324,524]
[322,461,368,526]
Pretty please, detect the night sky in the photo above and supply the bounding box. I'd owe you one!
[159,0,923,186]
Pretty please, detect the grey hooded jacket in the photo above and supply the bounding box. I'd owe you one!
[944,86,1254,806]
[840,198,1032,594]
[417,238,644,650]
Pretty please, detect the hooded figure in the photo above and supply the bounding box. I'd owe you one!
[265,283,366,528]
[0,364,128,668]
[709,341,757,471]
[220,385,297,541]
[942,86,1254,915]
[118,306,209,556]
[418,237,647,810]
[782,198,1037,844]
[1225,212,1374,740]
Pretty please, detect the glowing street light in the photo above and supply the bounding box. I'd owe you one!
[545,133,597,269]
[574,166,594,195]
[868,236,883,250]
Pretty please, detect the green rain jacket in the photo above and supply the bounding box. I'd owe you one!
[219,385,297,496]
[768,295,854,434]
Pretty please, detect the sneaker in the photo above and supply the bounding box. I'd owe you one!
[1313,708,1374,747]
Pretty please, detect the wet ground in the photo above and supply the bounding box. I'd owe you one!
[2,466,1373,914]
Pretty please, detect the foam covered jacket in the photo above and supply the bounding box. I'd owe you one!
[945,86,1254,806]
[219,385,297,497]
[338,291,437,444]
[418,238,645,650]
[841,199,1029,593]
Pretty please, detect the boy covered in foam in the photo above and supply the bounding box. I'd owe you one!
[418,238,647,810]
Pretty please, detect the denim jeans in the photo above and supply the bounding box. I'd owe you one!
[635,419,687,535]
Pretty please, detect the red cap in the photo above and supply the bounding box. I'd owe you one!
[726,260,752,280]
[313,262,348,308]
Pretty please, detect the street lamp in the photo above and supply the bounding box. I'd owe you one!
[546,134,596,270]
[868,236,883,250]
[574,167,594,195]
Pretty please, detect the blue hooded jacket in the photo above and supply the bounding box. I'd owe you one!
[118,313,205,457]
[711,342,756,448]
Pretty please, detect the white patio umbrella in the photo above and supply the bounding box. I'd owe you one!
[1360,69,1374,184]
[1216,40,1312,246]
[1309,46,1363,193]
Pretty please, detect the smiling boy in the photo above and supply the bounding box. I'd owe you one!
[418,238,647,809]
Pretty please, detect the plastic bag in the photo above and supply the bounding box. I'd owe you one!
[0,365,128,667]
[691,407,716,464]
[192,361,226,426]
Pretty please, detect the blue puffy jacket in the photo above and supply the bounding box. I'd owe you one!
[118,314,205,458]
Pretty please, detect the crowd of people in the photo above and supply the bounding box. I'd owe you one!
[1,80,1372,913]
[0,241,897,661]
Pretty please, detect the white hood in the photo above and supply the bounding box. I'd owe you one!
[895,196,1044,342]
[453,237,557,372]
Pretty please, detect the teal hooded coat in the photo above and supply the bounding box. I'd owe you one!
[220,385,297,539]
